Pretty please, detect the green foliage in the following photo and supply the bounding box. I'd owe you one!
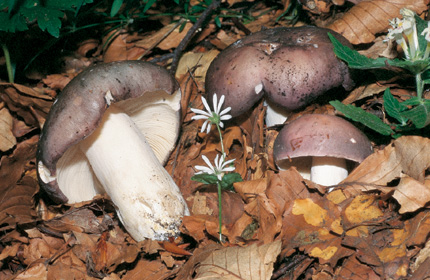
[191,172,243,191]
[329,100,394,136]
[0,0,94,38]
[328,14,430,138]
[328,33,430,75]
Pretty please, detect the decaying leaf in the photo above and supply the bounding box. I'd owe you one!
[0,83,53,128]
[0,106,16,151]
[0,136,38,230]
[194,240,281,280]
[136,22,215,51]
[328,0,430,44]
[175,49,219,84]
[342,136,430,213]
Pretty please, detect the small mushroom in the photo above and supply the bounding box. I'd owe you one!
[205,26,354,126]
[273,114,372,186]
[37,60,189,241]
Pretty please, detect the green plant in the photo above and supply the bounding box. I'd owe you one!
[328,8,430,138]
[190,94,242,242]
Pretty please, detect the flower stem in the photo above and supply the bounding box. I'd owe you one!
[216,124,225,156]
[416,72,423,100]
[217,181,222,241]
[216,123,224,242]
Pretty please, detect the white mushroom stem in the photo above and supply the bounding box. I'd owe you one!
[79,104,189,241]
[264,99,290,127]
[310,157,348,187]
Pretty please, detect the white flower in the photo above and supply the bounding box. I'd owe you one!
[387,18,411,59]
[191,94,232,134]
[421,22,430,59]
[400,8,419,59]
[422,21,430,42]
[195,154,236,181]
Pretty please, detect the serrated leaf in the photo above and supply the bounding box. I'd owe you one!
[383,88,408,125]
[0,12,28,32]
[330,100,394,136]
[21,6,63,37]
[45,0,93,10]
[329,33,430,74]
[400,100,430,128]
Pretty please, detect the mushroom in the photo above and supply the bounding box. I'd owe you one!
[273,114,372,186]
[205,26,354,126]
[37,60,189,241]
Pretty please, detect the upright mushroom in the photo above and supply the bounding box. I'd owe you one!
[273,114,373,186]
[37,60,189,241]
[205,26,354,126]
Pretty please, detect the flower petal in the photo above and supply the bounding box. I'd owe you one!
[219,106,231,116]
[217,95,225,114]
[192,115,210,120]
[220,115,232,121]
[201,96,212,114]
[202,155,215,171]
[212,94,219,115]
[191,108,211,117]
[206,123,212,134]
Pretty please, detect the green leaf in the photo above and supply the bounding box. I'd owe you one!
[220,172,242,190]
[400,100,430,128]
[328,32,390,70]
[191,173,219,185]
[330,100,394,136]
[402,96,422,106]
[214,15,221,28]
[191,172,242,191]
[143,0,157,14]
[383,88,408,125]
[415,14,429,54]
[44,0,93,11]
[328,33,430,74]
[0,12,28,32]
[110,0,123,17]
[20,6,64,38]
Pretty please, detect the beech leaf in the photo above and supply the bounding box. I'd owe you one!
[194,240,281,280]
[328,0,429,44]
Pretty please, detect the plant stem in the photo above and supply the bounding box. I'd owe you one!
[217,181,222,241]
[216,123,224,241]
[416,72,423,100]
[2,44,13,83]
[216,124,225,156]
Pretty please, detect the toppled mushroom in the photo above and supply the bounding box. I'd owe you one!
[37,60,189,241]
[205,26,354,126]
[273,114,372,186]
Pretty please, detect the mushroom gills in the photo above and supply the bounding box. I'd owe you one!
[78,104,189,241]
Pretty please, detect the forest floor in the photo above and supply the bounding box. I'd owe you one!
[1,0,430,279]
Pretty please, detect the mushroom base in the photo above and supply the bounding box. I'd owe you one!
[310,157,348,186]
[79,104,189,241]
[277,156,354,186]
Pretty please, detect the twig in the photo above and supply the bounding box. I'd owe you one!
[169,0,221,75]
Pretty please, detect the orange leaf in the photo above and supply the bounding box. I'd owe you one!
[159,240,193,256]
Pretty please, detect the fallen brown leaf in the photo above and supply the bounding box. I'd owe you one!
[0,106,16,151]
[328,0,430,44]
[0,136,38,230]
[194,240,281,280]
